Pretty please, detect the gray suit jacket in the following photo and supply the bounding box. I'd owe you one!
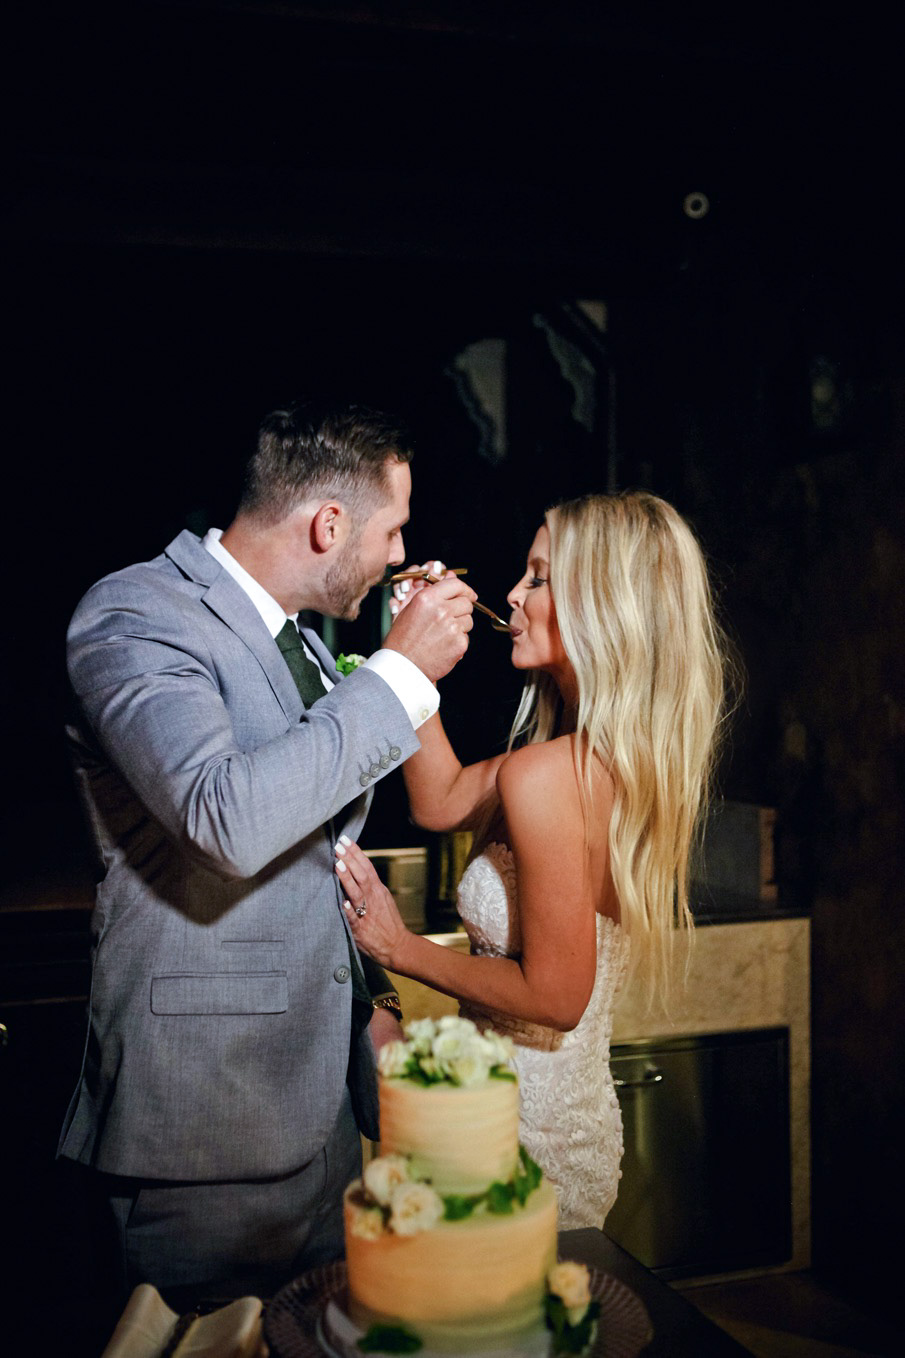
[59,530,419,1180]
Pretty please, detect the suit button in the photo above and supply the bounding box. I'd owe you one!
[334,965,351,984]
[379,755,390,769]
[359,773,371,787]
[389,747,401,760]
[369,763,380,777]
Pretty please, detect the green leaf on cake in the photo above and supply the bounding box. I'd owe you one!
[489,1067,517,1081]
[513,1146,543,1205]
[518,1145,543,1184]
[486,1180,516,1213]
[442,1193,479,1220]
[358,1323,423,1352]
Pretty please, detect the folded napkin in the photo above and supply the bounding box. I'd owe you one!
[100,1284,266,1358]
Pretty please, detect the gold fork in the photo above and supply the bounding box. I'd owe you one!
[386,568,512,633]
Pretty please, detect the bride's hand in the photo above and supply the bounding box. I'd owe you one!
[335,836,409,969]
[389,559,450,618]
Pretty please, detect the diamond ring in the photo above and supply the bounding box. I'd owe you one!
[355,905,367,918]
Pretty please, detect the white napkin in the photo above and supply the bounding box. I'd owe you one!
[100,1283,266,1358]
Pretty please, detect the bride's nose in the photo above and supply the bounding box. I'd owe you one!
[506,577,525,610]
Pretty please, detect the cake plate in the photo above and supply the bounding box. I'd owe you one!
[264,1260,653,1358]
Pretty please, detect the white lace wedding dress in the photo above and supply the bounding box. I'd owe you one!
[456,842,630,1229]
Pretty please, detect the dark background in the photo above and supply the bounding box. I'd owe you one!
[3,0,904,1331]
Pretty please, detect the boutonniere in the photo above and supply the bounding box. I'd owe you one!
[336,653,366,676]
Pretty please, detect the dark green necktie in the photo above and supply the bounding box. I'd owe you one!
[275,618,371,1035]
[276,620,328,707]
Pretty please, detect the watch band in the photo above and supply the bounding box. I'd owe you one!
[372,994,403,1022]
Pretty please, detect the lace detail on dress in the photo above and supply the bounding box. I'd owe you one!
[456,842,630,1229]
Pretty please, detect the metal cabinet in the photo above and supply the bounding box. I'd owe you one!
[606,1027,792,1279]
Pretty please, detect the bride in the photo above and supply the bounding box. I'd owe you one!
[336,491,730,1229]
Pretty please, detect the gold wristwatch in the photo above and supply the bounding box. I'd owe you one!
[372,994,403,1022]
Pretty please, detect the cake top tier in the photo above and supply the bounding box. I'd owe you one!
[376,1015,516,1089]
[376,1017,520,1195]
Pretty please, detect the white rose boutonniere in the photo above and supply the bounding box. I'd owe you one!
[336,652,366,676]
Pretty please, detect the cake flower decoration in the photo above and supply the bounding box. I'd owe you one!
[545,1260,600,1354]
[377,1015,515,1087]
[363,1153,410,1207]
[388,1181,445,1236]
[548,1262,592,1322]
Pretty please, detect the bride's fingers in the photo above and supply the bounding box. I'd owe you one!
[334,856,364,905]
[334,837,377,889]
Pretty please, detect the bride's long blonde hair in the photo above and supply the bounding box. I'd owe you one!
[508,491,732,1002]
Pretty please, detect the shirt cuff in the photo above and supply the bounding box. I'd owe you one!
[364,648,439,730]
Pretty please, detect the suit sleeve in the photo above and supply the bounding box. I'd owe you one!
[68,576,420,881]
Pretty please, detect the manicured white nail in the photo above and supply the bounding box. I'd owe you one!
[433,560,444,574]
[334,842,346,856]
[398,580,411,595]
[339,835,352,846]
[336,859,346,873]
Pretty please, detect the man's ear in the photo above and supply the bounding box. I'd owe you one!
[310,501,347,554]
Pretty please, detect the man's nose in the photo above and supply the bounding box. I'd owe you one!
[388,534,406,568]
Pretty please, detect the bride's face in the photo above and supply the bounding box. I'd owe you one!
[506,525,570,679]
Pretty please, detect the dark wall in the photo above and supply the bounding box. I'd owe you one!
[614,271,905,1310]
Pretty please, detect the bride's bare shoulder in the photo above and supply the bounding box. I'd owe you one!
[496,737,577,800]
[497,738,615,815]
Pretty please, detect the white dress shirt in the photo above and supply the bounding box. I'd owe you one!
[203,528,439,729]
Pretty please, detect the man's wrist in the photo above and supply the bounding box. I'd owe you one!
[372,994,403,1022]
[363,649,439,730]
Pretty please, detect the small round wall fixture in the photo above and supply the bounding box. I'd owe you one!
[683,191,710,219]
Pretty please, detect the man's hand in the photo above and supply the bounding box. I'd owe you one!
[383,567,476,683]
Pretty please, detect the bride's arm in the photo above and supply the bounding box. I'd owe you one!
[403,713,506,832]
[338,743,603,1030]
[386,560,505,831]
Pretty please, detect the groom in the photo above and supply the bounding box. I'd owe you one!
[59,399,475,1303]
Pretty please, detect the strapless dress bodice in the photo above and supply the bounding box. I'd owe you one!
[455,843,630,1229]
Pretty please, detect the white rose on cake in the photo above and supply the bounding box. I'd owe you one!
[377,1040,410,1079]
[348,1203,385,1241]
[448,1047,493,1087]
[481,1029,515,1068]
[389,1181,444,1236]
[432,1026,470,1069]
[363,1154,411,1207]
[405,1016,437,1054]
[547,1261,593,1324]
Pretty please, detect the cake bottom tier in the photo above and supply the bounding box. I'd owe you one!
[344,1178,558,1353]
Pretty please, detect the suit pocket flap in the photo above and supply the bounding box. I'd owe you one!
[151,972,288,1015]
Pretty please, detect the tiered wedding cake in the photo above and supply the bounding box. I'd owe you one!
[330,1017,598,1357]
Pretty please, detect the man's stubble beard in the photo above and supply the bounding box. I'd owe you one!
[323,525,373,621]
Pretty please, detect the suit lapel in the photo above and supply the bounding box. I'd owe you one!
[299,623,343,687]
[165,531,302,724]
